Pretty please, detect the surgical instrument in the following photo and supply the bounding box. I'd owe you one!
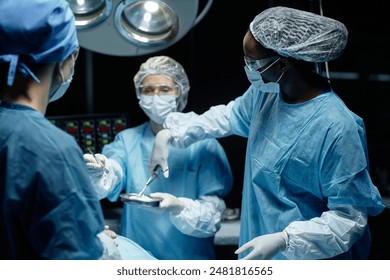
[137,167,167,197]
[87,148,109,174]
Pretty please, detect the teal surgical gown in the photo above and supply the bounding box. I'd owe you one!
[164,87,385,259]
[102,123,233,260]
[0,101,105,259]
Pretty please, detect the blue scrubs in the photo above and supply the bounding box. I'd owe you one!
[164,86,385,259]
[103,123,233,260]
[0,101,105,259]
[229,87,385,259]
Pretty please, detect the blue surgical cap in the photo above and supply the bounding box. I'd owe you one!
[0,0,79,86]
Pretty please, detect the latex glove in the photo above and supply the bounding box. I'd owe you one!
[97,228,121,259]
[149,129,172,178]
[235,232,288,260]
[150,192,185,215]
[83,153,108,178]
[104,225,118,240]
[83,153,122,199]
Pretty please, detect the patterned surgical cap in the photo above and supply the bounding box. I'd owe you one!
[249,6,348,62]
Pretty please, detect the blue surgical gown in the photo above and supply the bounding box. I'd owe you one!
[102,122,233,260]
[0,101,105,259]
[164,87,385,259]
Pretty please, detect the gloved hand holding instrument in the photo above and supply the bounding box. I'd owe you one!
[137,166,166,197]
[83,149,123,199]
[148,129,172,178]
[84,148,109,176]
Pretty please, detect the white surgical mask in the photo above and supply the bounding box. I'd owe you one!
[244,57,284,93]
[139,95,177,124]
[49,68,74,103]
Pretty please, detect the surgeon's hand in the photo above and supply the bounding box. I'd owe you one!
[235,232,288,260]
[98,227,121,259]
[150,192,185,215]
[104,225,118,240]
[83,153,108,178]
[149,129,172,178]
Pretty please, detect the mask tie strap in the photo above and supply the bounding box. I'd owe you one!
[259,57,281,74]
[276,71,285,83]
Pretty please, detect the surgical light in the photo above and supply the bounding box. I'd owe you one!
[67,0,112,29]
[115,0,178,45]
[66,0,212,56]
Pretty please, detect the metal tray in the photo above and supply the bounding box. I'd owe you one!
[120,193,161,207]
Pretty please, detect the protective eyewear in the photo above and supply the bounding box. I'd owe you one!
[244,56,279,71]
[139,84,179,96]
[71,47,80,62]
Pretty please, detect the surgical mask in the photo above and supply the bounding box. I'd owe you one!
[49,67,74,103]
[244,57,284,93]
[49,48,79,103]
[139,95,177,124]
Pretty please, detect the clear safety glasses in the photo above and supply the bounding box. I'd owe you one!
[139,84,179,96]
[244,56,279,71]
[71,47,80,62]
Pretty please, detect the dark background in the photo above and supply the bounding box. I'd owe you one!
[46,0,390,259]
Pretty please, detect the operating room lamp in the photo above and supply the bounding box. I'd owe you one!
[66,0,212,56]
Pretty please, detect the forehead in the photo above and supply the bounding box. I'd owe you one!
[142,74,173,85]
[243,30,276,59]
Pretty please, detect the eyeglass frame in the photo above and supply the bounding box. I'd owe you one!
[71,47,80,62]
[244,55,279,71]
[139,84,179,96]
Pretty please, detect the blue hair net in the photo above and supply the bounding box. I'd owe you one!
[0,0,78,86]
